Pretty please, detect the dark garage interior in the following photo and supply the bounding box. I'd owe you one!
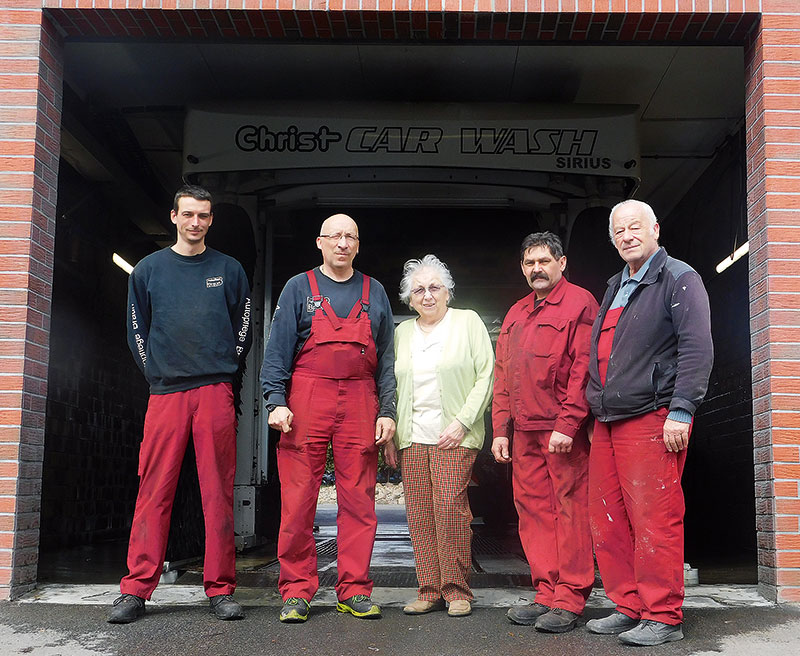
[37,40,755,586]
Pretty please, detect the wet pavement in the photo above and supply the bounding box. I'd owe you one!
[3,596,800,656]
[4,504,799,655]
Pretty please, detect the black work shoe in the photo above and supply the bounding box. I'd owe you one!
[280,597,311,623]
[507,602,550,625]
[586,611,640,635]
[107,594,145,624]
[619,620,684,646]
[336,594,382,619]
[535,608,579,633]
[209,594,244,620]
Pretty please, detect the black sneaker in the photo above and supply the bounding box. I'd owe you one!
[280,597,311,623]
[107,594,145,624]
[209,594,244,620]
[619,620,684,646]
[507,602,550,625]
[336,594,382,619]
[534,608,579,633]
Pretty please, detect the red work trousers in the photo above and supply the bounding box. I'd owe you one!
[512,429,594,614]
[589,408,688,625]
[120,382,237,599]
[277,377,379,602]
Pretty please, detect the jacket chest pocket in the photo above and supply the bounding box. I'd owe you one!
[530,317,568,357]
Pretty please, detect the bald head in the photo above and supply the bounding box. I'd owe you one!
[320,213,359,237]
[317,213,360,281]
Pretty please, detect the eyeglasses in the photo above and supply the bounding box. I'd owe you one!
[411,284,445,297]
[319,232,359,243]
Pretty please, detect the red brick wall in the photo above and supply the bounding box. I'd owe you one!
[42,3,756,41]
[746,1,800,604]
[0,5,62,600]
[1,0,798,602]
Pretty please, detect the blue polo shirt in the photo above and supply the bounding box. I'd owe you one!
[610,249,658,309]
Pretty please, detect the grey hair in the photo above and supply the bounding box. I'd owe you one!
[608,199,658,242]
[399,254,455,307]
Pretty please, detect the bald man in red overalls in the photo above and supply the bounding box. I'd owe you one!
[260,214,396,623]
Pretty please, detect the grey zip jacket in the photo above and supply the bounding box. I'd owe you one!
[586,247,714,422]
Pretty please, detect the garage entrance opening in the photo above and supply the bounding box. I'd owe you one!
[38,78,755,587]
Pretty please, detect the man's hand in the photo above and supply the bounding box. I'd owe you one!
[268,406,293,433]
[437,419,466,450]
[663,418,691,452]
[548,430,573,454]
[491,436,511,463]
[375,417,396,446]
[586,421,594,444]
[383,439,399,469]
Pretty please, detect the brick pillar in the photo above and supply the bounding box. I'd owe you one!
[747,1,800,604]
[0,8,62,600]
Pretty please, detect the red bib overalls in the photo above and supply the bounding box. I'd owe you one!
[589,306,689,625]
[277,270,380,601]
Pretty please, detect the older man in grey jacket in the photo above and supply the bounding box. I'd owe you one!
[585,199,713,647]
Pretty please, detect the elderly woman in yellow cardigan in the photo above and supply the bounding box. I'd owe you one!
[384,254,494,618]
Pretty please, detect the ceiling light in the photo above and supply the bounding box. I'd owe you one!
[715,242,749,274]
[113,253,134,275]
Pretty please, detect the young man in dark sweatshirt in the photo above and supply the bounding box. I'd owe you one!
[109,185,252,624]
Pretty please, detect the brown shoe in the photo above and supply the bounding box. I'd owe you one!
[447,600,472,617]
[403,599,445,615]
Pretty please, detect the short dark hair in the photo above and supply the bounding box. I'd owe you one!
[173,185,213,213]
[520,231,564,260]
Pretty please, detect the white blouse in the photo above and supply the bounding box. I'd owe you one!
[410,310,452,445]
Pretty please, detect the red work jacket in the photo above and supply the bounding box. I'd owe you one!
[493,276,599,439]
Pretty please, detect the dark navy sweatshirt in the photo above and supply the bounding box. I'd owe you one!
[127,246,252,394]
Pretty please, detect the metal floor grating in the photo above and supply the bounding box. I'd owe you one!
[312,534,532,588]
[316,538,338,557]
[472,534,526,558]
[318,569,532,588]
[316,535,524,558]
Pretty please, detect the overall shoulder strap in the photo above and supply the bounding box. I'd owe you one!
[307,269,342,329]
[348,275,371,318]
[305,269,321,297]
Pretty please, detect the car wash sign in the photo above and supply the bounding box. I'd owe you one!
[184,102,639,178]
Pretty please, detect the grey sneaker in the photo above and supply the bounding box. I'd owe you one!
[280,597,311,623]
[586,611,640,635]
[336,594,382,619]
[209,594,244,620]
[619,620,684,646]
[507,602,550,625]
[535,608,579,633]
[107,594,145,624]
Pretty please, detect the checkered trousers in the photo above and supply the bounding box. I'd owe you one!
[401,442,478,602]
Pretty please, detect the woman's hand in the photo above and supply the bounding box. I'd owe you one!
[437,419,467,450]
